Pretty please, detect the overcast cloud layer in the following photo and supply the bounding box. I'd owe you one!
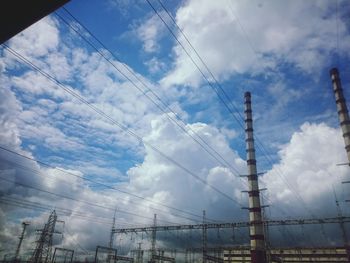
[1,0,350,259]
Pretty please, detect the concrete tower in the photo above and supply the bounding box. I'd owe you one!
[244,92,266,263]
[330,68,350,164]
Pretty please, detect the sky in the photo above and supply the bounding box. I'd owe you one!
[1,0,350,260]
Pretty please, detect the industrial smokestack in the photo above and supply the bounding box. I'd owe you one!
[244,92,267,263]
[330,68,350,165]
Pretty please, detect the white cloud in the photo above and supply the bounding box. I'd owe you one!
[11,71,70,99]
[127,114,246,218]
[8,16,59,58]
[107,0,144,18]
[3,18,169,156]
[0,86,22,149]
[254,81,303,130]
[1,4,349,256]
[1,108,348,254]
[135,11,167,53]
[45,52,72,80]
[161,0,350,87]
[262,122,348,216]
[145,57,167,74]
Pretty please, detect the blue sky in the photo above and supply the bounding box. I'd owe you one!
[1,0,350,258]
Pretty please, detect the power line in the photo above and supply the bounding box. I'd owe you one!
[148,0,288,214]
[0,198,112,225]
[150,0,315,218]
[0,196,156,227]
[224,1,318,218]
[0,145,207,222]
[55,8,243,177]
[2,44,241,208]
[145,2,297,218]
[59,3,298,222]
[145,0,244,132]
[64,226,91,255]
[0,176,184,225]
[335,0,340,67]
[0,153,211,223]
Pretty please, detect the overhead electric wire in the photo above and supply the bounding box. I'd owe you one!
[0,199,113,225]
[335,0,340,67]
[145,0,244,133]
[0,149,229,226]
[64,226,91,255]
[0,154,207,223]
[148,0,291,215]
[148,2,294,218]
[2,44,241,208]
[56,8,243,177]
[0,176,186,226]
[225,0,323,218]
[0,196,152,227]
[150,0,316,218]
[224,2,318,218]
[0,146,207,222]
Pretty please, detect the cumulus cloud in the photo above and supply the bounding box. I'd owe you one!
[0,14,163,256]
[1,102,348,256]
[127,114,246,218]
[1,2,349,259]
[0,106,249,255]
[262,122,349,217]
[161,0,350,87]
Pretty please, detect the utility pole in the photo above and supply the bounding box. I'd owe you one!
[108,210,117,263]
[243,92,267,263]
[109,210,116,248]
[202,210,207,263]
[14,222,30,261]
[334,190,350,261]
[151,214,157,263]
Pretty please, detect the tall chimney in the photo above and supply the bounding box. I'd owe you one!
[244,92,267,263]
[330,68,350,165]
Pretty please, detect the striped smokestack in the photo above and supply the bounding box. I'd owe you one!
[330,68,350,165]
[244,92,267,263]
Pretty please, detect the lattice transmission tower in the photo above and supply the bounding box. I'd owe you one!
[30,210,58,263]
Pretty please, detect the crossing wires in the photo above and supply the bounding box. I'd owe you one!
[0,145,213,223]
[56,7,244,178]
[2,43,242,209]
[56,3,294,220]
[147,0,316,218]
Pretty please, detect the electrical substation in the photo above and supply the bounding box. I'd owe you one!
[3,69,349,263]
[0,1,349,263]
